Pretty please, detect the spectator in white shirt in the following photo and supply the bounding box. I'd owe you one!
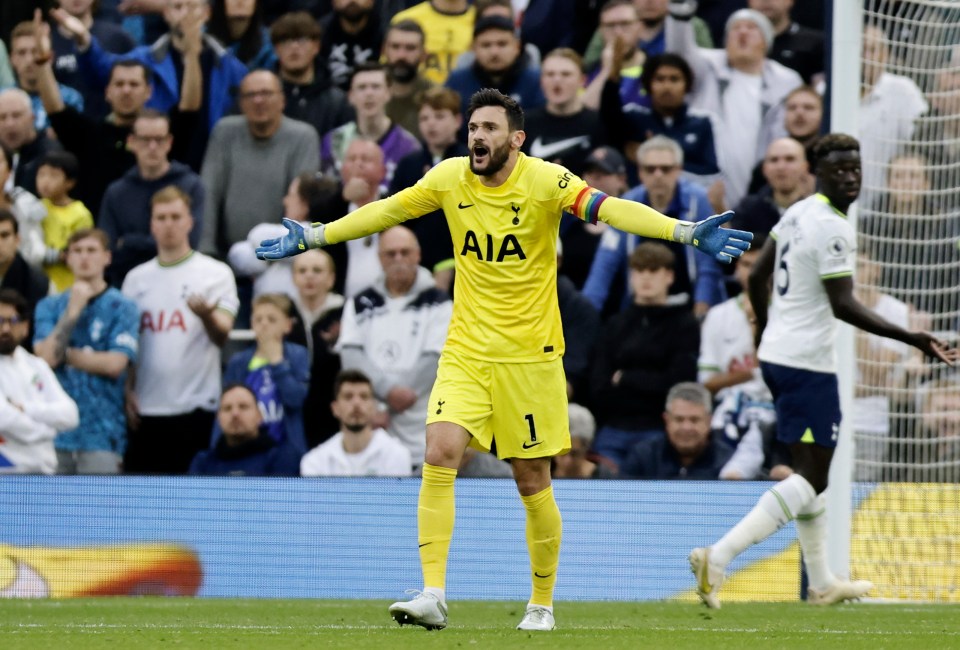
[300,368,412,476]
[0,288,79,474]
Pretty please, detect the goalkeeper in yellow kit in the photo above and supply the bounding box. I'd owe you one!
[257,88,752,631]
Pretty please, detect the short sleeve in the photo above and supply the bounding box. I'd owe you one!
[816,219,856,280]
[107,296,141,361]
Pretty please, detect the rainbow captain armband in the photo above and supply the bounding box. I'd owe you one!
[570,188,609,225]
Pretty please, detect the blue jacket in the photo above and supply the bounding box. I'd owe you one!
[189,431,302,476]
[220,342,310,452]
[582,178,724,312]
[79,33,247,133]
[623,104,719,177]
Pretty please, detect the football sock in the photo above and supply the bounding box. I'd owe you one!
[712,474,817,567]
[418,463,457,592]
[521,485,562,607]
[795,493,835,591]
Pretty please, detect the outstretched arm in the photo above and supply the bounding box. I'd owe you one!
[824,276,957,364]
[257,194,419,260]
[597,195,753,264]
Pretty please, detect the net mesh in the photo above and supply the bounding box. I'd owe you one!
[852,0,960,602]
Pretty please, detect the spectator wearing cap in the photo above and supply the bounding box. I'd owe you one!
[600,52,720,189]
[666,3,802,210]
[444,14,545,136]
[558,145,628,290]
[583,136,723,320]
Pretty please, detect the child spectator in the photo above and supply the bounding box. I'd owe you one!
[222,293,310,452]
[35,150,92,292]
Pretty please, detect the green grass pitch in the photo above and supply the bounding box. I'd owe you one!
[1,599,957,649]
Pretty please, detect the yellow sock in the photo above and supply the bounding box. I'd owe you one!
[418,463,457,590]
[520,485,562,607]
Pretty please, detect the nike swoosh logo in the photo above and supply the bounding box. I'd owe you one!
[529,135,591,160]
[534,572,553,579]
[458,201,474,209]
[418,542,432,548]
[522,441,543,449]
[0,559,50,598]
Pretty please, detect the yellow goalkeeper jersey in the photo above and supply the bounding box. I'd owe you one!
[323,153,679,363]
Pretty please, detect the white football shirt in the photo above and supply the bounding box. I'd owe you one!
[758,194,857,373]
[122,252,239,415]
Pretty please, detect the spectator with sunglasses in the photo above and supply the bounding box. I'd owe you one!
[582,136,724,320]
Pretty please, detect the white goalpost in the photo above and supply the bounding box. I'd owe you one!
[832,0,960,602]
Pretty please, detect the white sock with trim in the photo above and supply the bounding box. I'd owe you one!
[795,493,835,591]
[711,474,817,568]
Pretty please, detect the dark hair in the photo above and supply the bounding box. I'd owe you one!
[640,53,694,95]
[269,11,322,45]
[0,208,18,234]
[599,0,637,17]
[295,172,342,216]
[39,150,80,181]
[208,0,266,65]
[466,88,524,131]
[811,133,860,170]
[387,19,425,43]
[221,382,258,402]
[109,59,153,85]
[475,0,513,18]
[0,288,29,320]
[629,241,675,271]
[349,61,388,89]
[333,368,373,399]
[472,14,516,39]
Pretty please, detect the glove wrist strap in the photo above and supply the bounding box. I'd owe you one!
[305,223,328,249]
[673,220,696,245]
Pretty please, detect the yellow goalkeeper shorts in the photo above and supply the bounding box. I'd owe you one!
[426,350,571,460]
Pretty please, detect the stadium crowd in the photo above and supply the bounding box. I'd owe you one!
[0,0,958,480]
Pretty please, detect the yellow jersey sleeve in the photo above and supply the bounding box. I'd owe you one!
[536,161,679,240]
[322,161,457,244]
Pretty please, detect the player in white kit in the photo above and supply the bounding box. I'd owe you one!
[688,134,957,608]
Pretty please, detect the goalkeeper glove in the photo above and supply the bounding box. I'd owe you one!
[255,219,326,260]
[674,211,753,263]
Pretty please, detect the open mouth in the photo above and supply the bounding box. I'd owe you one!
[472,145,489,163]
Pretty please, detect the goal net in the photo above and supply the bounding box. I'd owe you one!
[849,0,960,602]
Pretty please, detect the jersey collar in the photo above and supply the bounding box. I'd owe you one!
[814,193,847,218]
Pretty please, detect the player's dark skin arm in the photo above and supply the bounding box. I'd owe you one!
[823,276,952,363]
[746,237,777,348]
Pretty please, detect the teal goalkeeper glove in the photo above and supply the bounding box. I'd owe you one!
[256,219,320,260]
[683,211,753,264]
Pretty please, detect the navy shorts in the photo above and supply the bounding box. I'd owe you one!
[760,361,841,448]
